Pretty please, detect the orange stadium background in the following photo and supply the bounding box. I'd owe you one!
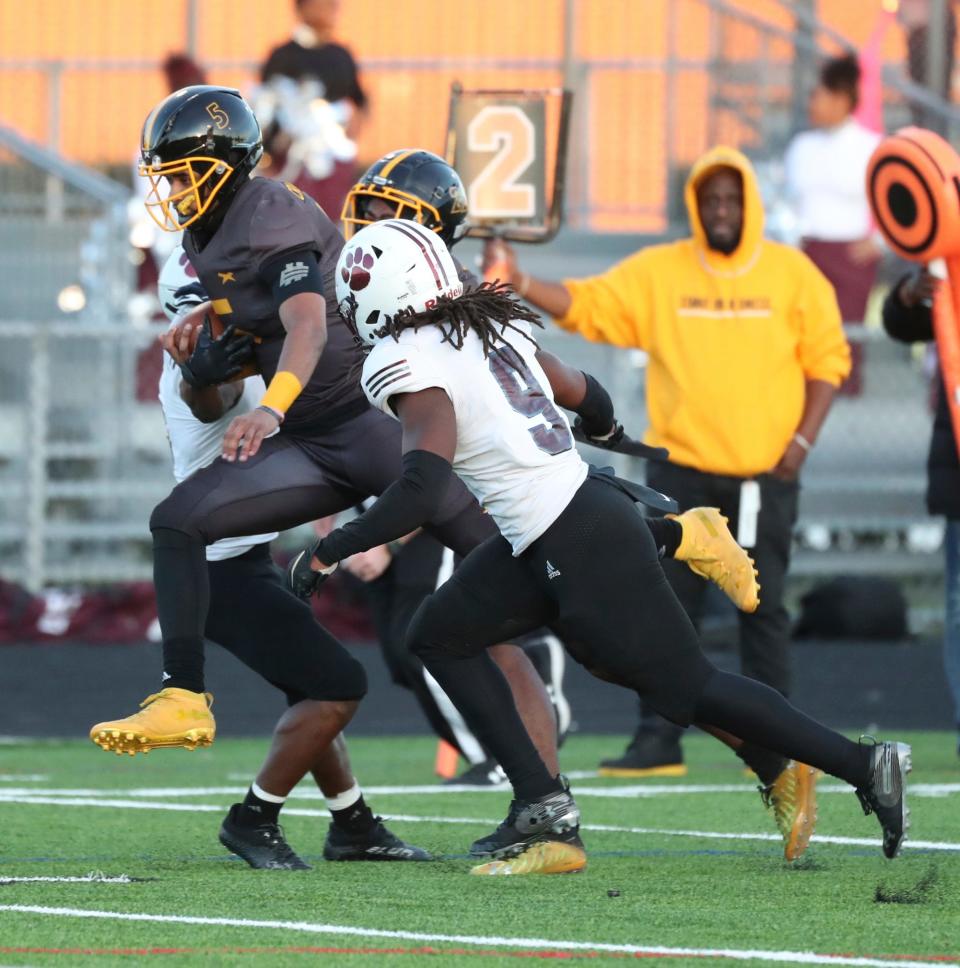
[0,0,940,231]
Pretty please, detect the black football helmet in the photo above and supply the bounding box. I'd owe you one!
[139,85,263,232]
[342,149,469,246]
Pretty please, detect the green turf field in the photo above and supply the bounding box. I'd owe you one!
[1,732,958,967]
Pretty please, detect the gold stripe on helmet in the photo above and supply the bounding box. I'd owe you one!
[378,149,417,180]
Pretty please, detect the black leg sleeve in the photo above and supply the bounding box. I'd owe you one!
[693,670,871,788]
[152,527,208,693]
[406,534,560,800]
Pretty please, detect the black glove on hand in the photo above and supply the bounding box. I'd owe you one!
[571,417,669,461]
[179,318,254,389]
[572,416,625,448]
[286,543,339,600]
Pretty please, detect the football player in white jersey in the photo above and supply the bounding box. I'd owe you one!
[289,220,912,872]
[149,247,430,869]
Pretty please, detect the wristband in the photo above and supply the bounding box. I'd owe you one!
[793,432,813,453]
[515,272,530,298]
[260,370,303,415]
[257,404,284,425]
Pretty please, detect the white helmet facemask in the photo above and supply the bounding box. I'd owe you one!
[334,218,463,346]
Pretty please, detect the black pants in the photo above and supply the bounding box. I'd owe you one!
[637,460,799,744]
[149,407,491,688]
[407,476,868,796]
[361,534,477,755]
[363,532,560,763]
[410,477,714,727]
[205,544,367,705]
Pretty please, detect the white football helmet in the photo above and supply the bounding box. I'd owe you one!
[335,218,463,346]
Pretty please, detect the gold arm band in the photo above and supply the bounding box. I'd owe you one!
[260,371,303,414]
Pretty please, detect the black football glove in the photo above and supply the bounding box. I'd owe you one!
[571,417,669,461]
[179,317,254,389]
[286,543,339,600]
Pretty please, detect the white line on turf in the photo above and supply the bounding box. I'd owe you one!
[0,874,135,884]
[1,782,958,798]
[0,904,953,968]
[0,775,48,782]
[2,795,958,852]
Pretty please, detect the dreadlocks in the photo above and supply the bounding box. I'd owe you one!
[379,281,543,361]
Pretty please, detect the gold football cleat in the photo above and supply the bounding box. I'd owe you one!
[671,507,760,613]
[469,839,587,876]
[89,687,215,755]
[761,760,820,861]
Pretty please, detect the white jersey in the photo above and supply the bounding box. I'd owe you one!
[157,247,278,562]
[361,323,587,554]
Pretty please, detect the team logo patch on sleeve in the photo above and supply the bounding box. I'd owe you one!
[279,262,309,287]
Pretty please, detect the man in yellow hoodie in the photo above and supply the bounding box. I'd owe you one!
[490,146,850,844]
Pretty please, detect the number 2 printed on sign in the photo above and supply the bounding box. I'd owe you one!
[467,105,536,219]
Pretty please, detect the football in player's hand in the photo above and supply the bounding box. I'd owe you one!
[169,302,260,382]
[170,301,224,353]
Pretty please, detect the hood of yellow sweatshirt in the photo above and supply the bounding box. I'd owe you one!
[684,145,764,276]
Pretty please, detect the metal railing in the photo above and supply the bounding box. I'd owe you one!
[0,0,952,604]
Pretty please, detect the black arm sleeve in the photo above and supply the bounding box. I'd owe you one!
[315,450,453,563]
[882,274,935,344]
[574,371,616,437]
[260,248,325,310]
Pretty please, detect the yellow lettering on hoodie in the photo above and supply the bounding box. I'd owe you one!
[556,146,851,477]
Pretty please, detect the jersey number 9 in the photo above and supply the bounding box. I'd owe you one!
[489,348,573,456]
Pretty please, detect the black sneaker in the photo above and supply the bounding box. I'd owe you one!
[218,803,311,870]
[469,778,581,859]
[854,740,912,859]
[443,759,508,787]
[598,731,686,778]
[323,818,433,862]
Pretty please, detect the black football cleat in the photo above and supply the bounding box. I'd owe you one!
[323,818,433,862]
[218,804,311,870]
[855,740,912,859]
[469,778,581,860]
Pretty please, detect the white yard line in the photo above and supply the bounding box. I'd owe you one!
[0,904,954,967]
[2,794,958,852]
[0,875,135,884]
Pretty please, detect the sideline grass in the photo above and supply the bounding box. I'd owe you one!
[1,732,958,966]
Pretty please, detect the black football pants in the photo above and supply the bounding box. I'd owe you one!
[149,407,487,691]
[408,476,869,800]
[205,544,366,705]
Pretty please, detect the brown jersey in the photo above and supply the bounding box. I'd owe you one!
[183,176,366,434]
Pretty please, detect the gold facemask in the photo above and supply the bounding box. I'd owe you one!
[340,184,443,241]
[139,155,234,232]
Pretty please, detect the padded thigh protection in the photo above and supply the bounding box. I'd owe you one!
[205,545,367,703]
[149,433,359,543]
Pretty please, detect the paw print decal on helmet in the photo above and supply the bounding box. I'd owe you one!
[341,245,376,291]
